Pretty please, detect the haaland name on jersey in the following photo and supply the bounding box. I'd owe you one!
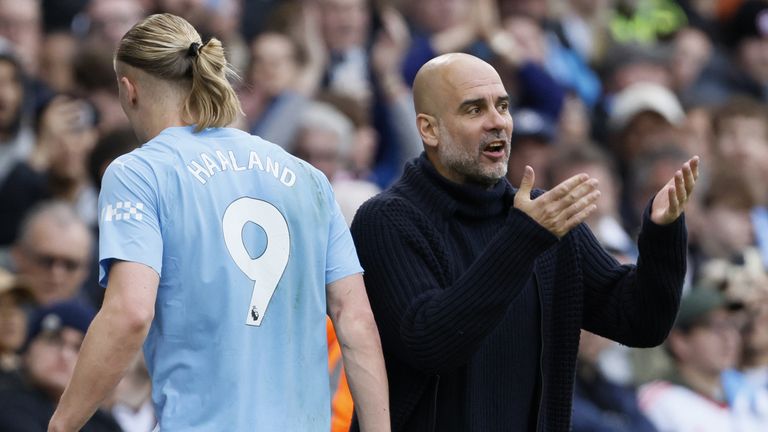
[186,149,297,187]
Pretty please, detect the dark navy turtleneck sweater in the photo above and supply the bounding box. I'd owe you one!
[350,154,687,432]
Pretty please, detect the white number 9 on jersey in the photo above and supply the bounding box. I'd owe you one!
[222,198,290,326]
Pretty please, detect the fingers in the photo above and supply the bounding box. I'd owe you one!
[564,203,598,234]
[547,172,591,201]
[517,165,535,199]
[674,170,687,205]
[561,188,601,222]
[667,185,679,217]
[682,156,699,197]
[514,169,601,238]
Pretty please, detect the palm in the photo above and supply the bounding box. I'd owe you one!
[650,157,699,225]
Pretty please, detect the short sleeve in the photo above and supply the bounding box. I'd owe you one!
[324,182,364,285]
[97,155,163,287]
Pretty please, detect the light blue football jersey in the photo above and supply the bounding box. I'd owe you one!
[98,126,363,431]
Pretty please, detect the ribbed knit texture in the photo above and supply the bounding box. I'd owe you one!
[350,155,687,432]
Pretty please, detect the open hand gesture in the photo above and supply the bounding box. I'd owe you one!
[650,156,700,225]
[514,166,600,238]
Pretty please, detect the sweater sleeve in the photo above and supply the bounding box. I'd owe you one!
[351,195,558,373]
[580,200,687,347]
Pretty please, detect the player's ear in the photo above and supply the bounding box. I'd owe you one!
[118,76,138,107]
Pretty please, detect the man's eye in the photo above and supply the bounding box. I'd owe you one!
[469,107,480,114]
[498,103,509,112]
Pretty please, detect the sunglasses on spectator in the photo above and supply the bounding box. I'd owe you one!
[37,330,83,353]
[24,250,84,273]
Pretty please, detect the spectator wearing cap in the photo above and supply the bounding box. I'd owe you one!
[0,300,121,431]
[505,107,557,187]
[639,288,767,432]
[608,81,686,164]
[0,268,35,390]
[607,81,688,231]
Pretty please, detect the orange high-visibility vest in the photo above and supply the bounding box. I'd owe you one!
[327,318,354,432]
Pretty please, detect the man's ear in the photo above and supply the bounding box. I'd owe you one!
[416,113,439,150]
[118,76,138,107]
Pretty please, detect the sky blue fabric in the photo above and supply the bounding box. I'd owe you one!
[98,126,362,431]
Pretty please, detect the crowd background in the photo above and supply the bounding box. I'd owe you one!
[1,0,768,431]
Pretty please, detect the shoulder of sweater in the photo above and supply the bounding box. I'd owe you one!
[353,187,425,226]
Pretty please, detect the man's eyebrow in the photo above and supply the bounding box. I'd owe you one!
[457,95,511,112]
[457,98,486,112]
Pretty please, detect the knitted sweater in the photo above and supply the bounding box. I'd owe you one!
[349,155,687,432]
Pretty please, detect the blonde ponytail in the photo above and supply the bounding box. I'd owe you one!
[116,13,242,131]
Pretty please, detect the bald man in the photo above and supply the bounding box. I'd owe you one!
[349,53,699,432]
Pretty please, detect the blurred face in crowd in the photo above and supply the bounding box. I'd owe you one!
[550,161,617,220]
[619,111,676,161]
[739,36,768,85]
[48,103,99,183]
[419,56,513,186]
[156,0,205,17]
[743,301,768,362]
[319,0,369,53]
[502,15,547,64]
[12,217,91,305]
[24,327,84,399]
[249,33,299,98]
[408,0,468,33]
[0,0,41,73]
[558,94,590,146]
[88,0,145,47]
[570,0,608,16]
[294,128,343,181]
[39,33,78,93]
[632,152,689,218]
[0,292,28,354]
[349,125,378,175]
[671,309,743,376]
[703,204,754,259]
[0,59,23,133]
[716,115,768,169]
[36,97,100,185]
[499,0,549,21]
[507,137,554,188]
[671,27,712,92]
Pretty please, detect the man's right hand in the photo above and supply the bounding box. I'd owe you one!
[513,166,600,238]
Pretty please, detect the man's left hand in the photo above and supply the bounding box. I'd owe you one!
[650,156,700,225]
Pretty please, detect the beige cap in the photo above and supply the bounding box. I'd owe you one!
[609,82,685,131]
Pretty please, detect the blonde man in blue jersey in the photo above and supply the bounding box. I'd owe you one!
[49,13,389,432]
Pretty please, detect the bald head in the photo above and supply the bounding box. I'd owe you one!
[413,53,503,116]
[412,53,513,186]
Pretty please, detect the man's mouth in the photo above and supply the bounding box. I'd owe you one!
[482,141,507,157]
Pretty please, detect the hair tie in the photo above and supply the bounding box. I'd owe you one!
[188,42,201,58]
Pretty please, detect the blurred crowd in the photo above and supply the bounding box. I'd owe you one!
[1,0,768,431]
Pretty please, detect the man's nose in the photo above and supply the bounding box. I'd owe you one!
[486,108,510,131]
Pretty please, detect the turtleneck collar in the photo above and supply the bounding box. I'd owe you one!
[397,153,513,219]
